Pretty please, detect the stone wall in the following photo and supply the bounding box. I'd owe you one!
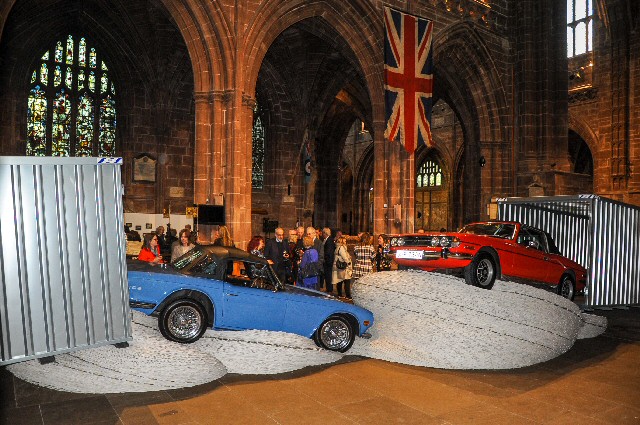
[1,0,638,249]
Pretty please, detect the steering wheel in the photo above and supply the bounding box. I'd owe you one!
[250,277,266,289]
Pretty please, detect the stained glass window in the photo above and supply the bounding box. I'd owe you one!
[101,73,108,93]
[40,63,47,85]
[99,96,116,156]
[65,35,73,65]
[78,69,85,90]
[76,94,94,156]
[54,66,61,86]
[55,41,63,62]
[79,38,86,67]
[65,67,72,89]
[26,35,117,157]
[252,102,265,190]
[52,90,71,156]
[26,86,47,156]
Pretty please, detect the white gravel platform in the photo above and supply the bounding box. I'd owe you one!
[7,270,606,393]
[349,270,607,369]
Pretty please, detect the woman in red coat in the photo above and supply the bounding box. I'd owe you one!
[138,233,164,264]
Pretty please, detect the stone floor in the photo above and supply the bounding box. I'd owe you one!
[1,306,639,425]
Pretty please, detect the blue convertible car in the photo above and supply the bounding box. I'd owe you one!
[128,245,374,352]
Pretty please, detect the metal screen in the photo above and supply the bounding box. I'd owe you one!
[0,157,132,365]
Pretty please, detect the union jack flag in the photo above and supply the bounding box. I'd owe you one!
[384,7,434,154]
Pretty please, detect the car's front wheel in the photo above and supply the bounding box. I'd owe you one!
[159,299,207,343]
[464,253,497,289]
[314,315,355,352]
[557,275,575,301]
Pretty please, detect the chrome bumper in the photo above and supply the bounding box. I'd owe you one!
[390,250,474,261]
[129,301,157,309]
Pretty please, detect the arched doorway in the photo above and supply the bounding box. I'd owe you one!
[357,141,374,234]
[251,17,373,232]
[415,152,448,231]
[568,129,594,193]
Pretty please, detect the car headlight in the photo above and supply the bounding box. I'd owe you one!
[451,237,460,248]
[440,236,450,247]
[396,237,405,246]
[430,236,440,247]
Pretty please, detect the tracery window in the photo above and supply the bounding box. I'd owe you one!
[415,157,446,231]
[416,160,443,188]
[27,35,116,156]
[252,103,265,190]
[567,0,594,57]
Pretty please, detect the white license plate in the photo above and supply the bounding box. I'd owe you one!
[396,250,423,259]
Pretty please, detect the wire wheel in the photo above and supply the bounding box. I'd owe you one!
[317,317,354,352]
[159,299,207,343]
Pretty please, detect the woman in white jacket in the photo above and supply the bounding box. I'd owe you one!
[332,236,353,299]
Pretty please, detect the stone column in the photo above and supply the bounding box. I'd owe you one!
[372,120,387,235]
[193,91,213,205]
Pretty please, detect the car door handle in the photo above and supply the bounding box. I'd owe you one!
[544,257,549,261]
[226,293,239,297]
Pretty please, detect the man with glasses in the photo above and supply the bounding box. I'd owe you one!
[264,227,290,284]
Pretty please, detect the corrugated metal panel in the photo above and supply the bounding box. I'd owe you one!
[589,197,640,307]
[0,157,131,365]
[498,195,640,307]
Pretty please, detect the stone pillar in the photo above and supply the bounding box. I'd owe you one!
[193,91,213,205]
[375,118,416,234]
[235,92,256,249]
[372,120,387,235]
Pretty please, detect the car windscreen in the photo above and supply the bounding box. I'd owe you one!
[172,248,206,271]
[459,223,516,239]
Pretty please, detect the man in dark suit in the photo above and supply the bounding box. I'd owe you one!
[264,227,290,284]
[292,226,305,285]
[322,227,336,293]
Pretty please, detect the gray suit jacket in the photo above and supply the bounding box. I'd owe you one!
[313,237,324,268]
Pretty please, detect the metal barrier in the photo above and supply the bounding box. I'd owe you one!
[498,194,640,307]
[0,157,131,365]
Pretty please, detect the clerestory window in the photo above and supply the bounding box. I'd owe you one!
[26,35,116,156]
[567,0,594,57]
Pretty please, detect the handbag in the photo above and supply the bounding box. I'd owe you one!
[299,261,320,279]
[335,246,349,270]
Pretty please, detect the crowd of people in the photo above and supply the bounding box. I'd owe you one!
[132,222,392,301]
[254,226,392,301]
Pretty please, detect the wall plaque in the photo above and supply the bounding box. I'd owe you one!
[169,187,184,198]
[133,155,156,182]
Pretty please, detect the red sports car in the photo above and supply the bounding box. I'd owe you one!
[389,221,587,300]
